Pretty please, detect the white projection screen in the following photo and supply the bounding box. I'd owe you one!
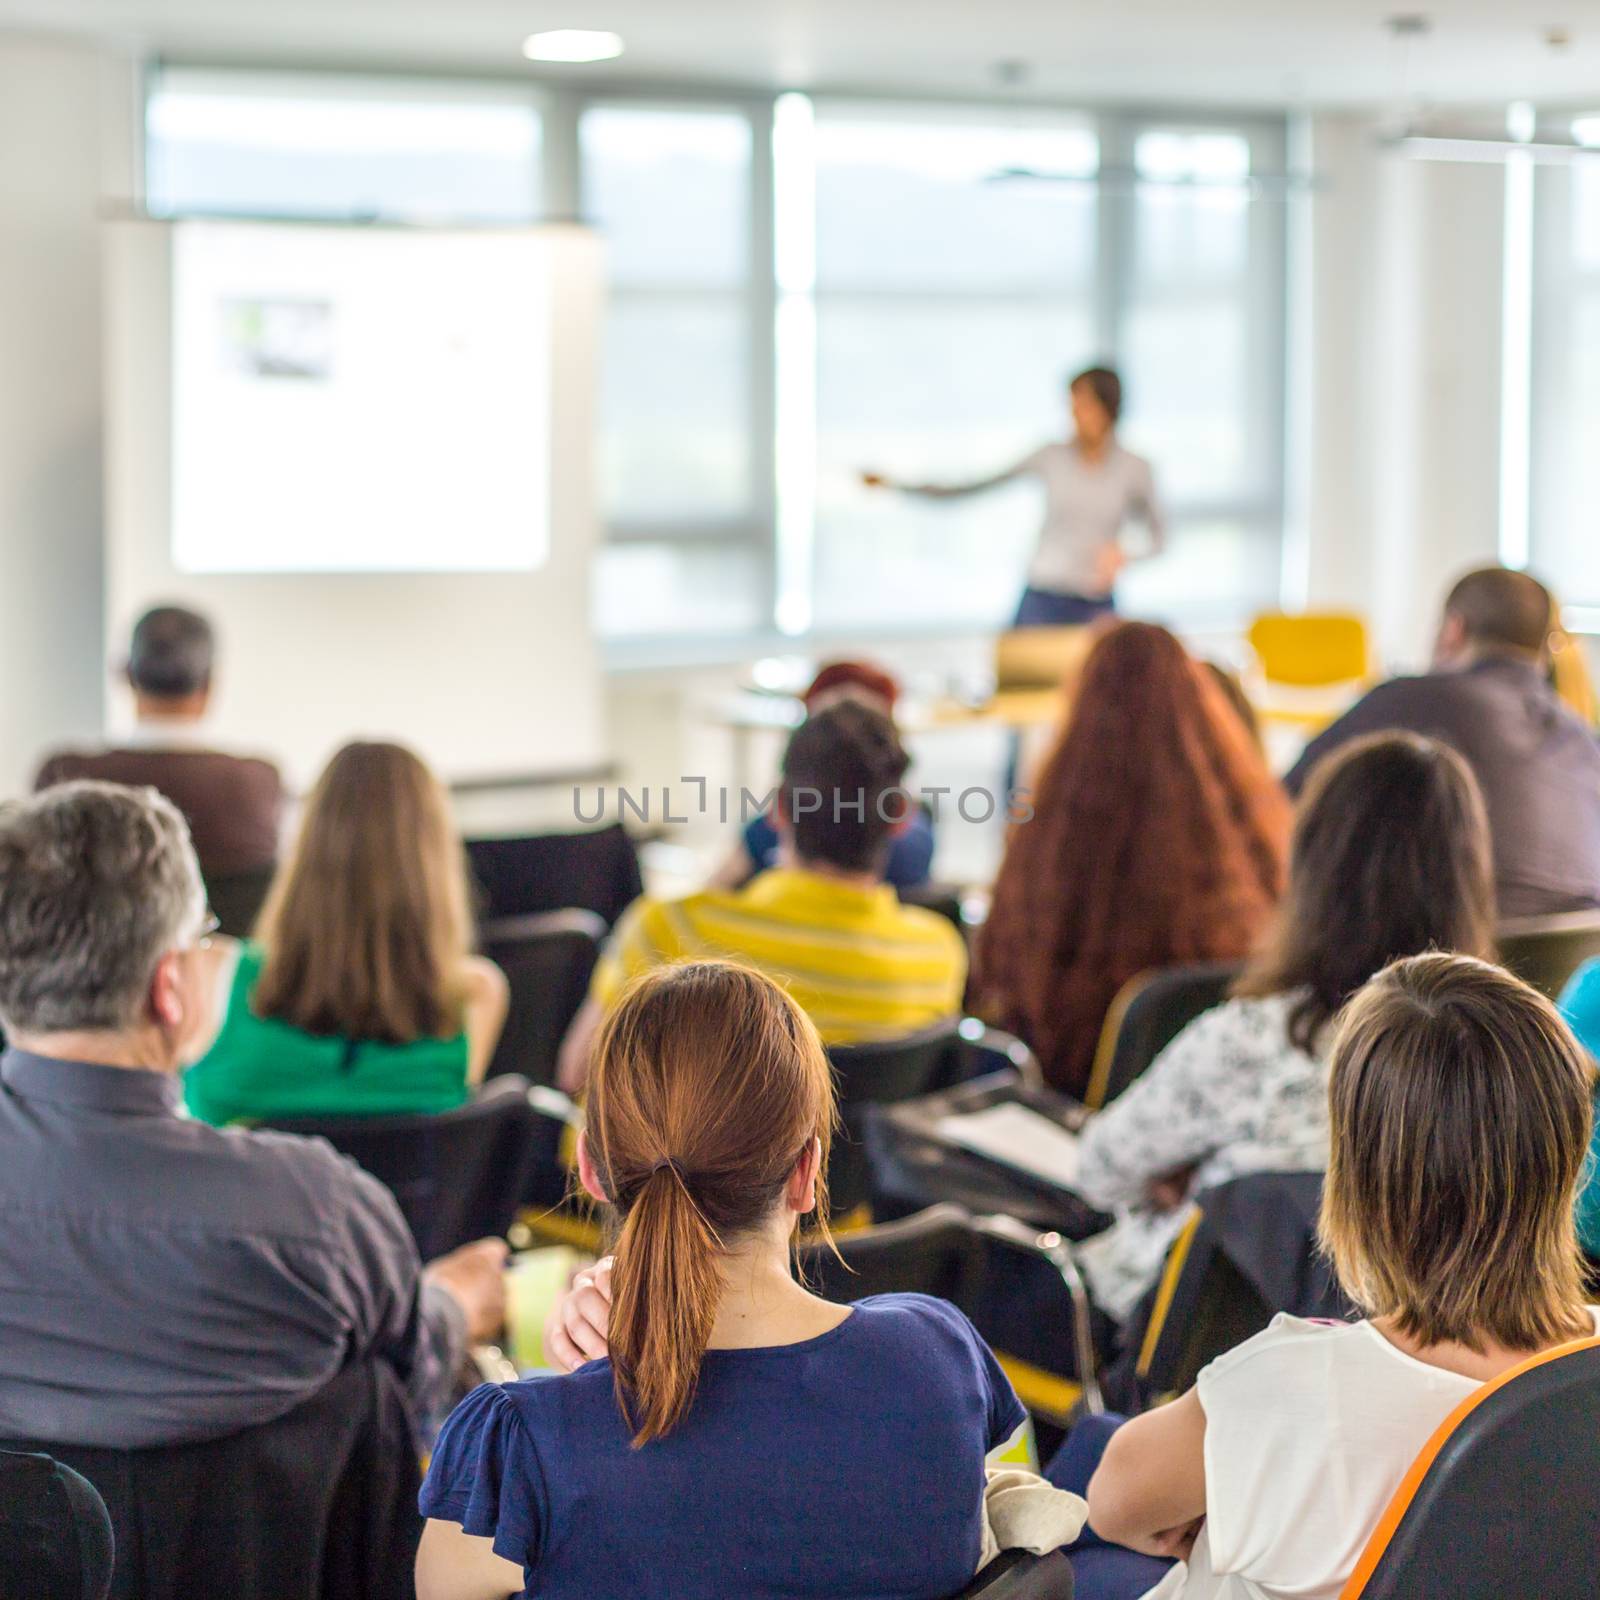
[104,218,608,789]
[171,222,550,575]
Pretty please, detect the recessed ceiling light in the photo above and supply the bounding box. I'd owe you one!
[522,29,624,63]
[1572,115,1600,148]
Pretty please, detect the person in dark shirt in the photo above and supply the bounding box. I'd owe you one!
[1285,568,1600,920]
[34,605,282,878]
[0,781,507,1450]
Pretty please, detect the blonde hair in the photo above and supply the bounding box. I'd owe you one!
[253,741,473,1043]
[586,962,838,1445]
[1321,952,1594,1353]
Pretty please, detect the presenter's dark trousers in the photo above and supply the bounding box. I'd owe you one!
[1046,1412,1176,1600]
[1013,586,1117,628]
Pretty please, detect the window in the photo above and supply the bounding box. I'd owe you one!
[804,104,1101,632]
[1113,126,1285,623]
[580,104,769,636]
[141,71,1291,643]
[1532,161,1600,609]
[145,69,542,223]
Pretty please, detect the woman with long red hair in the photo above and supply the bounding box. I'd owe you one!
[972,622,1290,1098]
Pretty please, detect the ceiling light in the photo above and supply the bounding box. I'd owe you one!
[1573,116,1600,148]
[522,29,624,63]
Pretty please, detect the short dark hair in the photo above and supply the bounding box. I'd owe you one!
[1236,731,1497,1054]
[1443,567,1553,656]
[779,701,911,875]
[128,605,215,698]
[1069,365,1123,424]
[1322,952,1594,1352]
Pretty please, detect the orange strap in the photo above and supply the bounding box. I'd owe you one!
[1339,1334,1600,1598]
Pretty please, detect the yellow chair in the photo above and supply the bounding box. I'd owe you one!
[1247,611,1370,687]
[1551,627,1600,729]
[1246,611,1372,735]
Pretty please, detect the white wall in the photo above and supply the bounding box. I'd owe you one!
[0,37,136,796]
[1303,115,1506,669]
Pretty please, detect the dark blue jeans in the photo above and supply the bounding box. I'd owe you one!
[1046,1413,1175,1600]
[1012,586,1117,629]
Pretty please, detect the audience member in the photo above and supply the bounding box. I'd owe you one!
[972,622,1291,1097]
[418,962,1028,1600]
[709,659,936,892]
[1285,567,1600,918]
[1054,953,1597,1600]
[183,741,508,1125]
[1071,732,1496,1322]
[34,605,283,879]
[1200,661,1264,753]
[0,781,506,1449]
[1558,959,1600,1257]
[557,701,965,1093]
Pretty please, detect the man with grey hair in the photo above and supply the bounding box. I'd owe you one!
[0,780,506,1449]
[35,604,283,879]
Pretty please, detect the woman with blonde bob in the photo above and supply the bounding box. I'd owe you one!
[416,962,1026,1600]
[183,740,507,1124]
[1051,953,1599,1600]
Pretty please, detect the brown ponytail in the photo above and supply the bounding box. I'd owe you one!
[586,962,838,1445]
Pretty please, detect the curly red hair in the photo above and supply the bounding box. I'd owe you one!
[972,622,1291,1096]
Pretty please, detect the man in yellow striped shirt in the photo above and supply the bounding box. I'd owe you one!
[557,701,967,1093]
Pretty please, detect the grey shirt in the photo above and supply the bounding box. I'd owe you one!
[0,1050,465,1449]
[914,440,1166,597]
[1285,656,1600,921]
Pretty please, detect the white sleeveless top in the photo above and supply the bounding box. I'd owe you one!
[1142,1310,1600,1600]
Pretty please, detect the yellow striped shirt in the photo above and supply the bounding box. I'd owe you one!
[590,868,967,1043]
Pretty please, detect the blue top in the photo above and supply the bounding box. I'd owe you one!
[743,808,937,892]
[420,1293,1025,1600]
[1559,959,1600,1255]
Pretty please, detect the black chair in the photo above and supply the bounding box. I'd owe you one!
[948,1548,1074,1598]
[479,909,606,1085]
[201,865,275,939]
[2,1360,420,1600]
[1082,961,1242,1110]
[800,1204,1104,1422]
[1496,910,1600,1000]
[898,880,970,934]
[263,1076,558,1259]
[467,823,644,929]
[1343,1337,1600,1599]
[826,1020,1041,1217]
[0,1450,114,1600]
[1119,1171,1351,1407]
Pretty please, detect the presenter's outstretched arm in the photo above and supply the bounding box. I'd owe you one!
[860,453,1037,501]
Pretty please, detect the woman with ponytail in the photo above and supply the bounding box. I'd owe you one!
[417,962,1026,1600]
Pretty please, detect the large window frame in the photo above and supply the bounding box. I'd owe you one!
[142,64,1291,648]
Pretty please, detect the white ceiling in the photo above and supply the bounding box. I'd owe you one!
[5,0,1600,110]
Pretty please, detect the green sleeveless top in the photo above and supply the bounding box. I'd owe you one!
[183,942,471,1126]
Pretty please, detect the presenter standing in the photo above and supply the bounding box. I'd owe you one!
[862,366,1166,627]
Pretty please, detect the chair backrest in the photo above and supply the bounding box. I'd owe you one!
[1496,911,1600,999]
[466,823,644,928]
[827,1020,964,1213]
[1248,611,1370,687]
[947,1547,1074,1598]
[479,909,606,1085]
[0,1450,114,1600]
[1128,1171,1347,1401]
[897,881,969,934]
[2,1360,420,1600]
[1084,962,1241,1110]
[1342,1338,1600,1599]
[799,1203,986,1307]
[201,865,275,939]
[263,1076,544,1259]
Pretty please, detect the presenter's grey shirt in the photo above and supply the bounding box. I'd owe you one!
[0,1050,465,1449]
[916,440,1166,597]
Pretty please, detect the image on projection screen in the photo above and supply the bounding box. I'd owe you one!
[171,221,551,574]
